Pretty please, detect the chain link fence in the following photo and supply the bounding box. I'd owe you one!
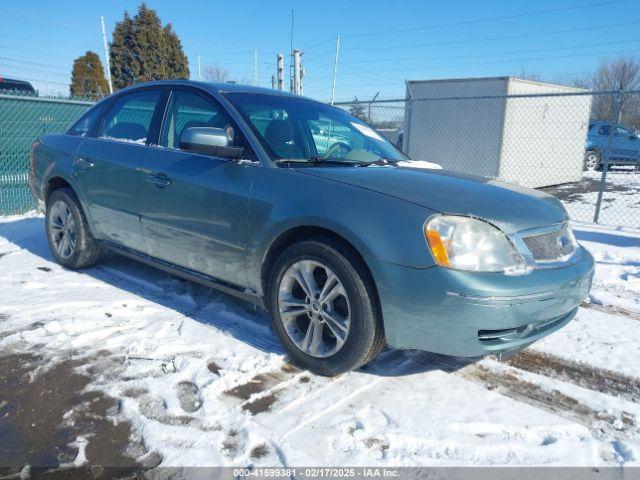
[336,90,640,229]
[1,89,639,230]
[0,92,93,215]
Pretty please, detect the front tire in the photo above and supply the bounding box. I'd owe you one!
[45,188,104,269]
[268,239,385,376]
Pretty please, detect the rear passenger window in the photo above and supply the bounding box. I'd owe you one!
[68,105,104,137]
[98,90,161,143]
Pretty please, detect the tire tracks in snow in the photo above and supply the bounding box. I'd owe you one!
[581,301,640,321]
[410,351,639,441]
[505,349,640,404]
[459,362,638,440]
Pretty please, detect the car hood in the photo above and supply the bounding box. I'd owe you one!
[295,165,568,234]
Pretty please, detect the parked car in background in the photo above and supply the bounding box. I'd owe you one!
[0,77,36,95]
[585,120,640,171]
[29,80,594,375]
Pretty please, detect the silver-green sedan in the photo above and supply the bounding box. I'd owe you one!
[29,81,594,375]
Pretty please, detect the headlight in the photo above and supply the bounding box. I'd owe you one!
[424,215,526,273]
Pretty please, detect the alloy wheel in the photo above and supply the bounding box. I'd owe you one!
[277,259,351,358]
[48,200,77,259]
[585,152,598,171]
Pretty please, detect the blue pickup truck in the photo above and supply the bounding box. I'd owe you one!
[585,121,640,171]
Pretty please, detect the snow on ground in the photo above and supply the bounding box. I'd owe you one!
[543,169,640,229]
[574,222,640,312]
[1,215,639,469]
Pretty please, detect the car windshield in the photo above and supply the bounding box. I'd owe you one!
[225,92,408,165]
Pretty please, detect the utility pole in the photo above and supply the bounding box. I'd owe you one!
[197,54,201,81]
[277,53,284,91]
[271,75,276,90]
[330,35,340,105]
[254,49,258,87]
[100,16,113,94]
[368,92,380,123]
[292,49,302,95]
[289,9,294,88]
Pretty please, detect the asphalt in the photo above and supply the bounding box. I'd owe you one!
[0,352,147,479]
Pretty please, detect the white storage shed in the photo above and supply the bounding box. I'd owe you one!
[403,77,591,188]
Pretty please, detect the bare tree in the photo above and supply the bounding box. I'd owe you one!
[202,65,232,83]
[590,55,640,125]
[549,72,591,89]
[516,69,544,82]
[201,64,252,86]
[514,70,590,89]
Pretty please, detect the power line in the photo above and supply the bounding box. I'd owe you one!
[309,48,640,92]
[303,37,337,52]
[342,0,628,39]
[325,39,640,66]
[341,20,640,52]
[0,13,95,32]
[0,56,72,73]
[0,16,276,58]
[304,38,640,94]
[303,38,640,85]
[304,1,627,58]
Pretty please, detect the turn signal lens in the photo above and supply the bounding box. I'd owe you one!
[425,229,451,267]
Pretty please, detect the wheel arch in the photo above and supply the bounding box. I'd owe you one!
[44,173,96,236]
[260,225,381,312]
[45,175,74,201]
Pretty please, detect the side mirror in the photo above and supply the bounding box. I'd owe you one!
[179,126,245,159]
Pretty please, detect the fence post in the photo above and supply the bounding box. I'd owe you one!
[403,96,413,154]
[593,92,622,224]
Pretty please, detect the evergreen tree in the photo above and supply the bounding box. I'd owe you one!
[110,12,137,90]
[69,51,109,99]
[348,97,368,121]
[109,2,189,90]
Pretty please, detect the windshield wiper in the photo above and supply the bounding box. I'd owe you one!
[275,157,367,167]
[367,157,399,166]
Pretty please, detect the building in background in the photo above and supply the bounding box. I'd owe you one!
[403,77,591,188]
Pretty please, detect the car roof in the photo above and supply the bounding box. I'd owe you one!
[114,79,321,102]
[0,77,36,91]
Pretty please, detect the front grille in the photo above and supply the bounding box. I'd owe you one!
[522,225,575,262]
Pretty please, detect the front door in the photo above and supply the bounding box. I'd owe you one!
[74,88,163,251]
[138,88,256,287]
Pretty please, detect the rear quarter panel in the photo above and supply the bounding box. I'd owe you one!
[245,167,437,294]
[32,133,85,206]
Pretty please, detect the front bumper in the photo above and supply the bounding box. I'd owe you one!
[371,247,594,357]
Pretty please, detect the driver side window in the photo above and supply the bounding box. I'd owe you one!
[161,90,240,151]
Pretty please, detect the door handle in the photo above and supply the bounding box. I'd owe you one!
[75,158,94,169]
[146,173,172,187]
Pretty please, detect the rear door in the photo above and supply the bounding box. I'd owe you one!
[138,86,257,287]
[74,88,164,251]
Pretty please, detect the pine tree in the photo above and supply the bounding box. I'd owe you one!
[348,97,368,121]
[109,3,189,90]
[69,51,110,99]
[110,12,137,90]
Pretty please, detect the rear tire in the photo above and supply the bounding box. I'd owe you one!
[268,238,385,376]
[45,188,104,269]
